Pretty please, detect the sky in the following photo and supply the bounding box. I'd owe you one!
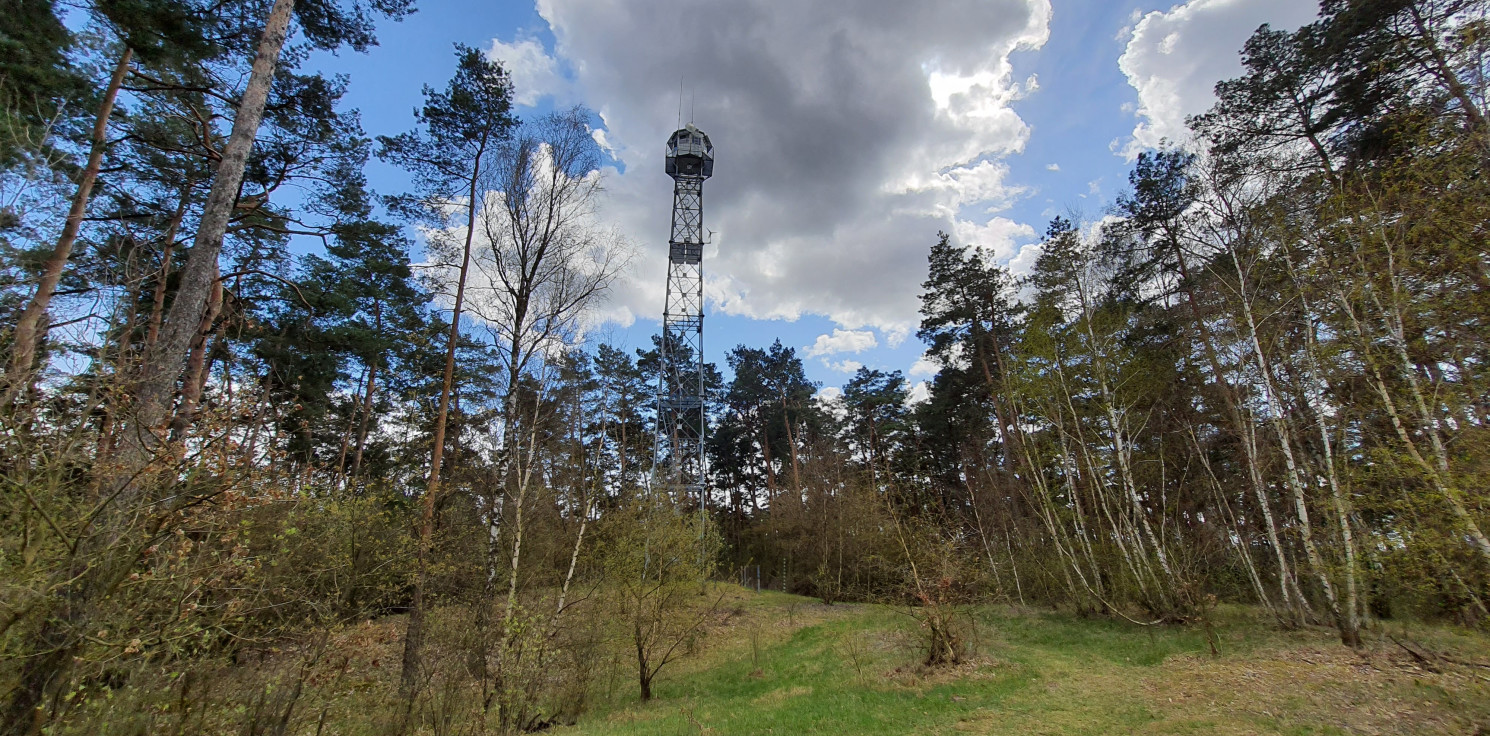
[309,0,1319,397]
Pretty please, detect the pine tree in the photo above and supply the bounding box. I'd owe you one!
[376,42,516,695]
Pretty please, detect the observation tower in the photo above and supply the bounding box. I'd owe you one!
[654,124,714,506]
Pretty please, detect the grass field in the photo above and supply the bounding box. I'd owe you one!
[555,588,1490,736]
[72,586,1487,735]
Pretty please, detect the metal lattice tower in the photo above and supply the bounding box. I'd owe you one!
[654,124,714,506]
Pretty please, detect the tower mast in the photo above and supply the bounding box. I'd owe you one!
[656,124,714,509]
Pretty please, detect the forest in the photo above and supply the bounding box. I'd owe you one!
[2,0,1489,733]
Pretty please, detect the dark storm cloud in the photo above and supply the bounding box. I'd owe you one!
[520,0,1050,334]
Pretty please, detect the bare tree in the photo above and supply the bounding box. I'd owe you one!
[467,106,626,558]
[461,106,627,729]
[471,108,626,397]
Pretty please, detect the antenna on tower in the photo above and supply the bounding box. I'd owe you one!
[677,76,684,129]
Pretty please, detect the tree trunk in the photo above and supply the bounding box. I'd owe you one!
[6,47,133,390]
[969,325,1018,472]
[637,648,653,702]
[1233,253,1345,636]
[349,360,378,479]
[502,389,544,628]
[170,265,222,440]
[400,128,489,696]
[782,400,802,501]
[128,0,295,449]
[1073,275,1175,594]
[1281,246,1361,646]
[1332,280,1490,572]
[1405,4,1488,136]
[1,8,296,732]
[333,367,365,481]
[143,189,192,355]
[1169,233,1303,622]
[1190,426,1276,619]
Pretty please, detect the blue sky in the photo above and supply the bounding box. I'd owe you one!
[306,0,1316,395]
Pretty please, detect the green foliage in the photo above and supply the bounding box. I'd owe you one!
[6,0,1490,733]
[596,493,720,700]
[376,43,516,219]
[0,0,88,160]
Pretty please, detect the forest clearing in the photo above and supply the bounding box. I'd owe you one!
[46,588,1490,735]
[491,593,1490,736]
[5,0,1490,733]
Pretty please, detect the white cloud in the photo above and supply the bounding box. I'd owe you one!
[814,386,847,418]
[951,216,1035,261]
[1045,163,1060,172]
[517,0,1051,333]
[1006,236,1044,278]
[906,380,931,406]
[1117,0,1317,158]
[909,355,940,378]
[824,359,864,374]
[805,328,878,358]
[486,37,569,107]
[1115,8,1145,41]
[882,324,910,349]
[590,127,615,156]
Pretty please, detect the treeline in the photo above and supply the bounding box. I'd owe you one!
[736,0,1490,647]
[763,0,1488,645]
[1,0,653,732]
[1,0,1487,733]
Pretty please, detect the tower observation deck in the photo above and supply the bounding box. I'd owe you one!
[655,124,714,505]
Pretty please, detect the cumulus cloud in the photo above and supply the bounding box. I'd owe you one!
[951,216,1035,261]
[805,328,878,358]
[508,0,1050,334]
[1117,0,1317,158]
[486,37,570,107]
[909,355,939,378]
[825,359,864,374]
[814,386,847,418]
[882,324,910,349]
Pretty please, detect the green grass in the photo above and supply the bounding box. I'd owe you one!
[77,586,1479,735]
[568,596,1025,735]
[557,590,1490,736]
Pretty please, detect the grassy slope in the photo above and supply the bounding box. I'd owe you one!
[559,588,1490,736]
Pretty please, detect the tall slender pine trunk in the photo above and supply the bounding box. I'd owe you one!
[6,48,133,395]
[169,265,223,440]
[350,360,379,479]
[400,131,488,696]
